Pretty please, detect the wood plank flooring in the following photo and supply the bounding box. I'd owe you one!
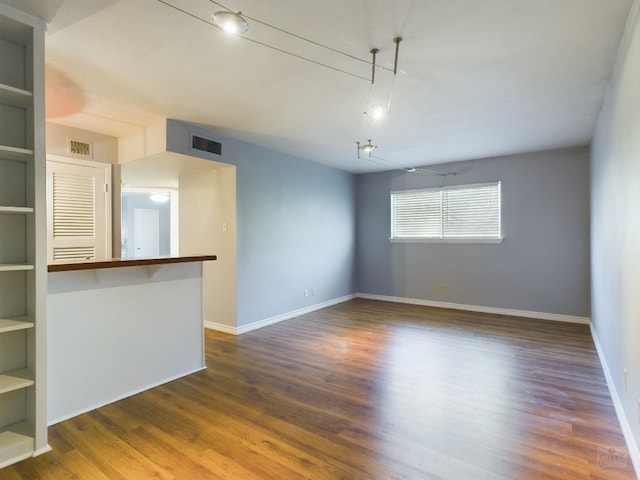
[3,299,636,479]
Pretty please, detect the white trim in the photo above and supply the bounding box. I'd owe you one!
[590,325,640,477]
[204,321,236,334]
[356,293,591,324]
[46,154,107,169]
[33,445,53,457]
[205,295,357,335]
[390,237,503,244]
[46,366,206,426]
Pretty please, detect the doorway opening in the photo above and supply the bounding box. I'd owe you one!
[121,188,178,258]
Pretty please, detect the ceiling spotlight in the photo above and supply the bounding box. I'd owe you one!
[365,104,386,122]
[356,140,377,159]
[404,167,417,173]
[212,11,249,34]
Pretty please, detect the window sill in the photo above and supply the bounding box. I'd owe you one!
[389,237,504,244]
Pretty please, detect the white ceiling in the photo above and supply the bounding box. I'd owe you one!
[12,0,635,173]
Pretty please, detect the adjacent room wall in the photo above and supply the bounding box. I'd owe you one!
[179,165,237,331]
[166,120,356,331]
[121,192,171,257]
[356,147,591,319]
[591,0,640,470]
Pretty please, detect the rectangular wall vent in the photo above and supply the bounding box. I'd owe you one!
[191,134,222,155]
[67,138,93,158]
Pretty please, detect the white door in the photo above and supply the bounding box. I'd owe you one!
[134,208,159,258]
[47,159,111,263]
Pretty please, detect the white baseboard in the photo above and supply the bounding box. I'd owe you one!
[204,321,236,334]
[590,325,640,477]
[205,294,357,335]
[356,293,591,324]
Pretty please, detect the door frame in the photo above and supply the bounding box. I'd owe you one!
[121,187,179,257]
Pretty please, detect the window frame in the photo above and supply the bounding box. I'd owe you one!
[390,181,503,244]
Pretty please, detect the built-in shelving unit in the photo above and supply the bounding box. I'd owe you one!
[0,317,34,333]
[0,206,34,214]
[0,2,47,470]
[0,145,33,162]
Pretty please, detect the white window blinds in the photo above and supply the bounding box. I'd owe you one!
[391,182,501,241]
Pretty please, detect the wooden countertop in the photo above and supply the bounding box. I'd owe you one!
[48,255,217,272]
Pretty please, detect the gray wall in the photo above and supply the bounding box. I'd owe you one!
[166,120,356,328]
[356,147,591,317]
[591,0,640,461]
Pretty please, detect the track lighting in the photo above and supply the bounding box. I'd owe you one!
[212,11,249,34]
[365,103,386,122]
[356,140,377,159]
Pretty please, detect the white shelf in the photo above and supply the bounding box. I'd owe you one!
[0,422,34,469]
[0,3,46,468]
[0,369,34,395]
[0,145,33,162]
[0,206,34,214]
[0,83,31,108]
[0,317,34,333]
[0,264,34,272]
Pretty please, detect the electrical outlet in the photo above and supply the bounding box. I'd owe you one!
[440,283,446,293]
[311,288,315,296]
[304,288,311,297]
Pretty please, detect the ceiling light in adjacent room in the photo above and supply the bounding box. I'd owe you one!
[212,11,249,34]
[149,192,170,203]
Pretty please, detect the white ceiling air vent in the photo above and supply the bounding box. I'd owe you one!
[191,133,221,156]
[67,138,93,158]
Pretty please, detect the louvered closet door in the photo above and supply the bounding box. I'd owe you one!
[47,161,109,263]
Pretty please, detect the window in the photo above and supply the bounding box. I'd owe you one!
[390,182,501,242]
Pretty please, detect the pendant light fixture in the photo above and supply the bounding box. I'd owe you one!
[356,140,377,159]
[365,103,386,122]
[212,10,249,33]
[363,37,402,123]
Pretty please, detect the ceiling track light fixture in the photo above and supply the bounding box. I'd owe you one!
[357,37,404,162]
[211,10,249,34]
[363,37,403,124]
[403,167,456,177]
[370,48,379,85]
[207,0,396,81]
[159,0,402,82]
[155,1,409,168]
[386,37,402,115]
[362,154,457,177]
[356,140,377,159]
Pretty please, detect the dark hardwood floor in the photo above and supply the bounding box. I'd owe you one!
[3,299,636,479]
